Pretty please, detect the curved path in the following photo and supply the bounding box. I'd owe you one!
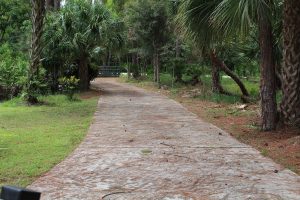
[29,78,300,200]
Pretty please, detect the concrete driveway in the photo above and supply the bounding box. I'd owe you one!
[29,78,300,200]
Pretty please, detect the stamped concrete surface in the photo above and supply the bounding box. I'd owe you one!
[29,78,300,200]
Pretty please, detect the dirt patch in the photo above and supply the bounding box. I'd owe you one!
[80,90,101,99]
[180,99,300,174]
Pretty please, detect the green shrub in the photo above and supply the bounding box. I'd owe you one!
[0,44,28,99]
[89,63,100,81]
[184,64,208,78]
[22,69,49,104]
[58,76,80,100]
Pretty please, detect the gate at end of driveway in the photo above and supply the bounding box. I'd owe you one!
[98,66,122,77]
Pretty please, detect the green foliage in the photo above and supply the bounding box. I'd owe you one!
[218,38,260,78]
[59,76,80,100]
[184,63,207,78]
[211,0,281,37]
[159,37,201,83]
[22,68,49,103]
[0,44,28,99]
[0,0,31,50]
[125,0,169,56]
[43,0,124,90]
[129,64,141,78]
[177,0,222,52]
[106,0,127,13]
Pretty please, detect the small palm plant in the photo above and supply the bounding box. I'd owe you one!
[59,76,80,101]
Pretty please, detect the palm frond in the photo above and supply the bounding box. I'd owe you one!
[212,0,277,37]
[176,0,222,53]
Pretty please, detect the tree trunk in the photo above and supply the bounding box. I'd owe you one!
[46,0,54,9]
[127,55,130,79]
[280,0,300,126]
[174,38,184,83]
[46,0,60,10]
[211,51,250,102]
[143,58,147,77]
[175,38,180,58]
[275,64,282,90]
[27,0,45,104]
[153,53,158,82]
[51,65,59,93]
[54,0,60,10]
[219,62,250,97]
[156,52,160,85]
[105,48,110,66]
[107,49,112,66]
[258,11,277,131]
[210,50,230,95]
[79,56,89,91]
[211,60,221,92]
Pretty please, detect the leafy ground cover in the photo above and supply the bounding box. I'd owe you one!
[0,92,99,187]
[120,76,300,174]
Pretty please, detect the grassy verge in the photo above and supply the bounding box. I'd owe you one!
[121,73,260,104]
[0,94,99,187]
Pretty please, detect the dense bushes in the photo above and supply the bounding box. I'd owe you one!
[0,44,28,99]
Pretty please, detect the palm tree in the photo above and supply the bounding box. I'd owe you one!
[178,0,250,100]
[210,0,278,131]
[61,0,111,90]
[102,18,124,66]
[44,0,122,91]
[178,0,279,130]
[42,11,73,92]
[26,0,45,104]
[280,0,300,125]
[257,2,277,131]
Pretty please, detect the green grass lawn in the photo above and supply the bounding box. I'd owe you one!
[198,75,260,104]
[0,95,98,187]
[122,73,261,104]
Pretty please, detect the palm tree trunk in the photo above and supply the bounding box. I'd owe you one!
[258,12,277,131]
[27,0,45,104]
[219,62,250,97]
[280,0,300,125]
[211,51,250,102]
[79,56,89,91]
[210,50,231,95]
[210,51,221,92]
[156,52,160,85]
